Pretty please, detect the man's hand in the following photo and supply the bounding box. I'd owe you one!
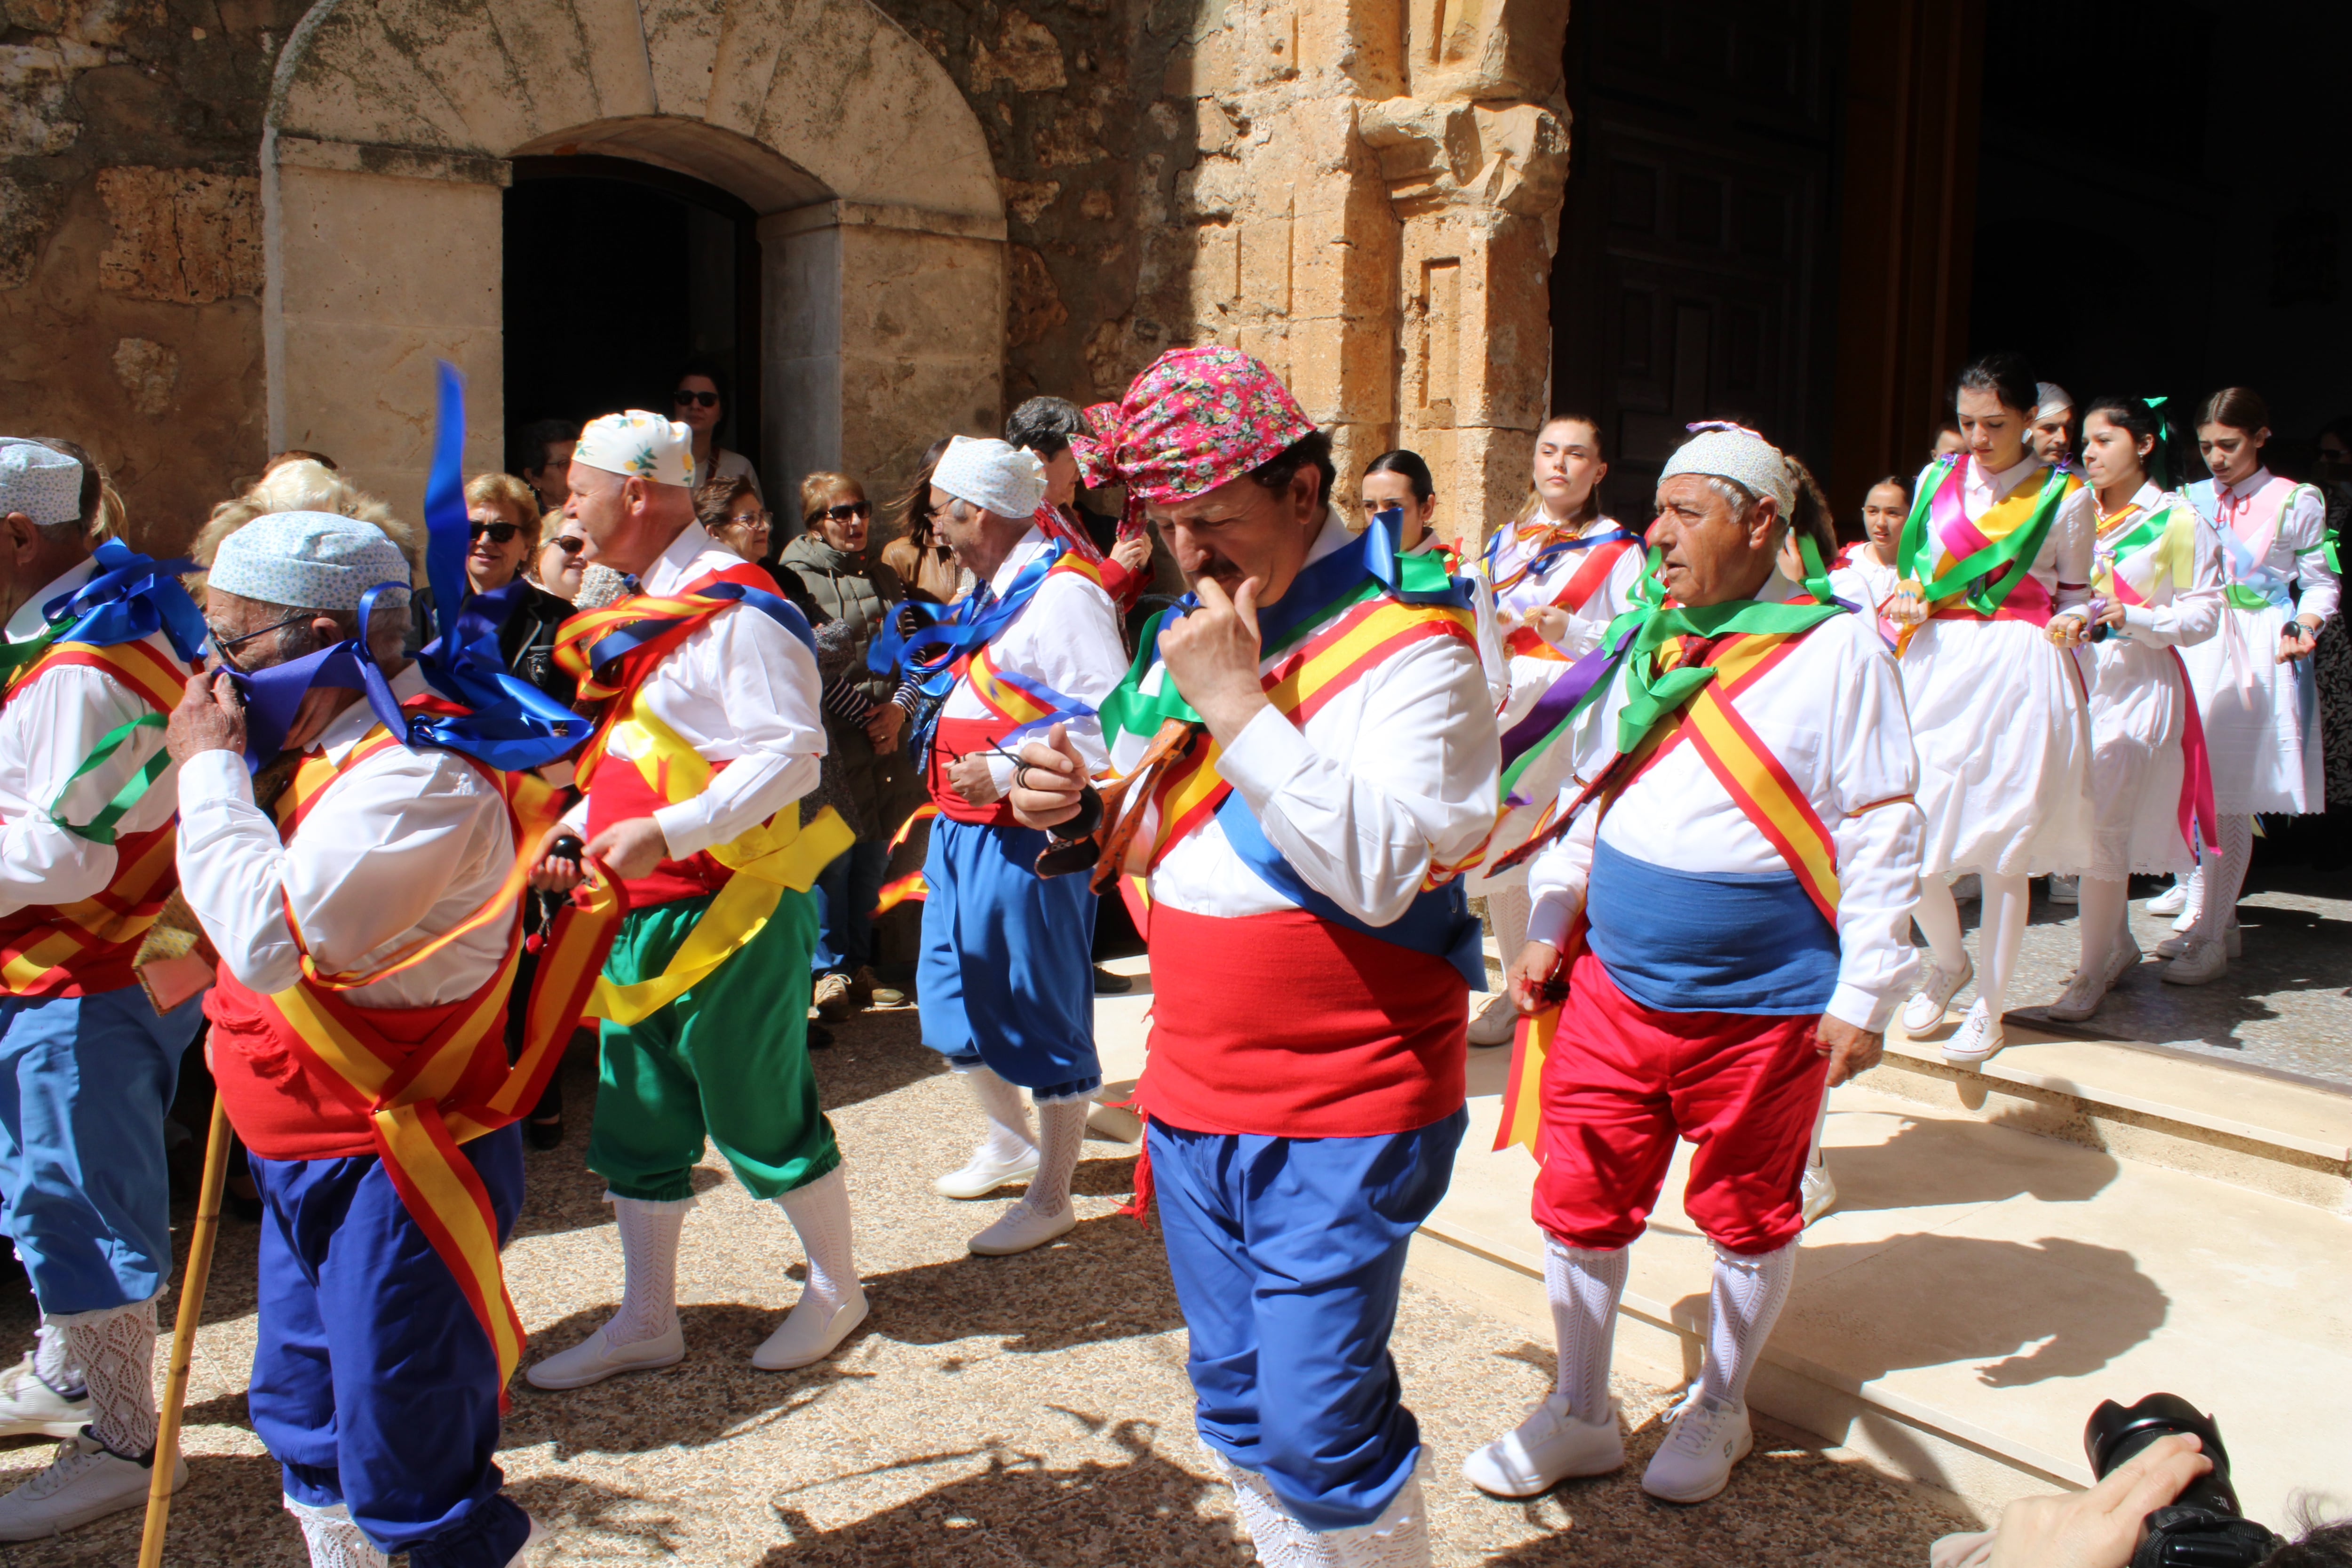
[865,703,905,753]
[166,669,245,762]
[946,752,1002,806]
[1987,1433,2209,1568]
[1160,576,1271,740]
[584,816,670,881]
[2279,616,2322,663]
[1815,1014,1883,1086]
[1508,940,1562,1016]
[1009,722,1089,830]
[1111,532,1154,575]
[528,822,587,892]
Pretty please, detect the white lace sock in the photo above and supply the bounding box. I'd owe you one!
[2192,816,2253,942]
[606,1194,693,1346]
[2076,876,2129,980]
[1699,1240,1798,1408]
[32,1314,82,1398]
[1911,875,1967,974]
[1018,1097,1090,1221]
[52,1298,157,1456]
[1975,872,2032,1023]
[284,1495,390,1568]
[773,1166,859,1310]
[1805,1085,1832,1171]
[958,1065,1037,1166]
[1543,1237,1628,1422]
[1488,881,1531,960]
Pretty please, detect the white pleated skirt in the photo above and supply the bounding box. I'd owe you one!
[2081,637,2197,880]
[2177,604,2324,815]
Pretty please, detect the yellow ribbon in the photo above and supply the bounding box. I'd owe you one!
[584,702,854,1026]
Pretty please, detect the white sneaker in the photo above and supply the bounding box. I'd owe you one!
[2044,968,2108,1022]
[0,1429,182,1539]
[2104,933,2141,986]
[1949,872,1981,901]
[2146,877,2190,917]
[0,1355,89,1440]
[968,1199,1076,1256]
[1900,953,1973,1034]
[2161,939,2228,987]
[2046,875,2080,905]
[2155,919,2239,960]
[934,1145,1039,1200]
[1462,1391,1624,1497]
[1941,1002,2003,1066]
[1467,991,1518,1048]
[752,1287,867,1371]
[1799,1164,1837,1226]
[524,1322,685,1390]
[2169,870,2205,932]
[1640,1393,1753,1504]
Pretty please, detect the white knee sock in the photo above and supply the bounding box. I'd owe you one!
[285,1495,389,1568]
[959,1066,1037,1166]
[32,1313,82,1397]
[774,1166,860,1309]
[1022,1097,1089,1220]
[1805,1086,1832,1171]
[2077,876,2129,979]
[53,1298,157,1456]
[1911,876,1966,974]
[1488,881,1531,960]
[1543,1237,1628,1422]
[1975,872,2032,1021]
[606,1194,692,1346]
[1699,1241,1797,1408]
[2193,817,2253,942]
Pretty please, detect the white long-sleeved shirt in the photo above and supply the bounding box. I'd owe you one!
[1480,514,1650,730]
[1911,455,2097,615]
[558,524,826,852]
[0,560,183,920]
[943,527,1125,794]
[177,663,516,1007]
[1408,534,1508,710]
[2074,482,2226,647]
[1118,509,1500,927]
[2185,467,2340,621]
[1524,573,1924,1030]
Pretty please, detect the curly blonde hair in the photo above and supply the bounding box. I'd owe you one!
[189,461,420,583]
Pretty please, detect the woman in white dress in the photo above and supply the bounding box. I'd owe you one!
[1890,352,2097,1064]
[2161,388,2339,981]
[1831,475,1907,641]
[2042,398,2225,1018]
[1465,415,1650,1046]
[1358,448,1507,710]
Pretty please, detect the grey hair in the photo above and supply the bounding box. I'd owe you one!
[1700,476,1790,546]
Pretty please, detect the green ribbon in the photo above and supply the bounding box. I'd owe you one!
[1897,460,2076,616]
[44,713,169,845]
[1606,588,1843,754]
[0,621,69,690]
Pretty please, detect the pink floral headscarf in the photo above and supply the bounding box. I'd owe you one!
[1071,346,1316,530]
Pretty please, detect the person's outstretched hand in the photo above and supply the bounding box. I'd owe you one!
[1987,1433,2209,1568]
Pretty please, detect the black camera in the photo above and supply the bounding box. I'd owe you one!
[2084,1393,2280,1567]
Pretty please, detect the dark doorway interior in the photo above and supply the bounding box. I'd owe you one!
[502,157,760,477]
[1549,0,1849,522]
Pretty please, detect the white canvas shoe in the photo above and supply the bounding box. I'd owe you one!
[1799,1164,1838,1225]
[524,1322,685,1390]
[2104,933,2141,986]
[2155,919,2238,960]
[2161,939,2229,987]
[1941,1002,2003,1066]
[0,1355,89,1440]
[2046,875,2079,905]
[2146,877,2190,917]
[2044,968,2108,1022]
[1640,1393,1753,1504]
[752,1288,867,1371]
[0,1430,182,1540]
[1462,1392,1624,1497]
[968,1198,1076,1256]
[934,1147,1039,1200]
[1900,954,1972,1034]
[1466,992,1518,1048]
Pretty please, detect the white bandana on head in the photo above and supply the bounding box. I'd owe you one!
[207,510,412,611]
[2034,382,2073,421]
[0,440,82,528]
[575,411,696,488]
[933,435,1048,521]
[1660,422,1795,514]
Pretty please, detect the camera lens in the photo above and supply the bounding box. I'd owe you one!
[2084,1393,2241,1518]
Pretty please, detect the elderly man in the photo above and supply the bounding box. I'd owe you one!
[1009,348,1497,1566]
[527,411,862,1389]
[172,510,540,1567]
[1462,425,1922,1508]
[896,435,1125,1255]
[0,439,205,1540]
[1005,396,1155,607]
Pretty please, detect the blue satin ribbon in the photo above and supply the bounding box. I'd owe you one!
[867,540,1070,693]
[41,539,209,659]
[1482,520,1634,585]
[575,578,816,678]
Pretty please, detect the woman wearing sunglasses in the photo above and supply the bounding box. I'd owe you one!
[672,360,763,500]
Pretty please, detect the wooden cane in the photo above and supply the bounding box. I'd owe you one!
[137,1091,232,1568]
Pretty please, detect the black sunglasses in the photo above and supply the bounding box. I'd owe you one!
[469,521,523,544]
[547,535,586,556]
[824,501,872,523]
[675,390,719,408]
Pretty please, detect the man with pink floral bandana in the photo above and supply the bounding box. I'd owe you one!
[1010,348,1498,1567]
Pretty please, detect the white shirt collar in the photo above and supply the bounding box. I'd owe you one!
[2217,466,2273,503]
[318,661,429,765]
[1969,453,2042,503]
[642,523,728,597]
[6,558,98,643]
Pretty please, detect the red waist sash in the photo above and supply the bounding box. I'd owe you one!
[584,750,736,906]
[1138,906,1466,1138]
[928,714,1019,826]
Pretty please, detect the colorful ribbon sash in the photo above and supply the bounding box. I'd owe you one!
[1897,456,2078,621]
[2188,476,2308,613]
[866,542,1105,693]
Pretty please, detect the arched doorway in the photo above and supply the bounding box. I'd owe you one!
[260,0,1005,516]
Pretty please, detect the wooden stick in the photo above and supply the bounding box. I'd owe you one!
[137,1092,232,1568]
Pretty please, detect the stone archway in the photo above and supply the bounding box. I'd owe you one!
[261,0,1005,511]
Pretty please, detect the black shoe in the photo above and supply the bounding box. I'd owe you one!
[807,1023,834,1051]
[1092,965,1134,995]
[525,1115,566,1151]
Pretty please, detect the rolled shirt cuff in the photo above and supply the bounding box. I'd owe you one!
[1827,981,1896,1034]
[1524,890,1579,952]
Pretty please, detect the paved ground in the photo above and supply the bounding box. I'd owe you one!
[0,1009,1970,1567]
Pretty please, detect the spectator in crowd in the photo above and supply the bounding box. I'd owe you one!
[778,471,911,1021]
[1932,419,1967,460]
[673,360,761,500]
[1005,396,1154,608]
[515,417,581,516]
[193,460,416,581]
[881,438,965,605]
[464,472,576,708]
[537,514,590,604]
[700,475,774,564]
